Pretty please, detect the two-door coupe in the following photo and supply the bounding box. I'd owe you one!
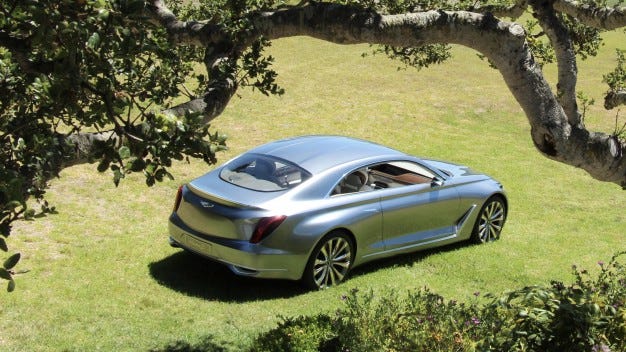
[168,135,507,289]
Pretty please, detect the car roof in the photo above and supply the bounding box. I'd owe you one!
[248,135,407,174]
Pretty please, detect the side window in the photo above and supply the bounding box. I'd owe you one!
[331,161,435,196]
[368,161,434,189]
[332,169,372,195]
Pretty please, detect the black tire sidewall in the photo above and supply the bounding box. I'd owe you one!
[471,196,507,244]
[302,231,354,289]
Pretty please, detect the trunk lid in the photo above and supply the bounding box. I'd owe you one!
[175,170,286,240]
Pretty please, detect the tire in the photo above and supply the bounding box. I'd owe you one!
[302,231,354,289]
[471,196,507,244]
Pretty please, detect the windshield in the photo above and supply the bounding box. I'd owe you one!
[220,153,312,192]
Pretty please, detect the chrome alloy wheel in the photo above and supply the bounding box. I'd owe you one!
[473,197,506,243]
[306,234,353,289]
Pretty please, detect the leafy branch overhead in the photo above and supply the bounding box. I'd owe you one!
[146,0,626,187]
[0,0,625,290]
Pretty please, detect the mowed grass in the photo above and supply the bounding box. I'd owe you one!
[1,31,625,351]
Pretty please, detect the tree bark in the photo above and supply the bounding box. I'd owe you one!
[553,0,626,30]
[605,90,626,110]
[162,52,238,125]
[532,0,581,127]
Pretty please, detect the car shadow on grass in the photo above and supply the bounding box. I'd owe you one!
[148,251,308,302]
[149,335,228,352]
[150,242,472,302]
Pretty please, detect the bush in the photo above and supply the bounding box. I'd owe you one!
[479,251,626,351]
[250,251,626,352]
[250,315,339,352]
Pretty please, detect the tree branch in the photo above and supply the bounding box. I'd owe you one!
[61,131,117,167]
[250,3,625,187]
[553,0,626,30]
[144,1,238,123]
[531,0,581,127]
[145,0,226,46]
[605,90,626,110]
[60,1,626,187]
[161,52,238,124]
[470,0,529,19]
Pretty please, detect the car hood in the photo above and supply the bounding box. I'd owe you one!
[423,159,490,181]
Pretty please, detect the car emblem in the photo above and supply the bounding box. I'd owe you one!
[200,201,214,208]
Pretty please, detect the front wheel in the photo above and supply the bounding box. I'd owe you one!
[471,196,507,244]
[302,231,354,289]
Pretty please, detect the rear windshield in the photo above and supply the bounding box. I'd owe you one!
[220,153,312,192]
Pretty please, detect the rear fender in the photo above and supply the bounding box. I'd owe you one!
[265,193,383,261]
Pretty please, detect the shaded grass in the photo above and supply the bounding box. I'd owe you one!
[1,31,624,351]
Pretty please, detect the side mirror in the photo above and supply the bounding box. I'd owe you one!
[431,177,443,187]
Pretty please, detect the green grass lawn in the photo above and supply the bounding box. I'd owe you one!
[1,31,624,351]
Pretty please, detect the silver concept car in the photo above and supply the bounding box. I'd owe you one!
[168,135,507,289]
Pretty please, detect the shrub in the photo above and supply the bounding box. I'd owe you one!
[332,288,483,351]
[479,251,626,351]
[250,251,626,352]
[250,315,339,352]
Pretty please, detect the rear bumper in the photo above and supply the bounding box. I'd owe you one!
[168,214,305,281]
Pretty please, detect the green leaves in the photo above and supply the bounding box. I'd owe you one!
[559,13,603,61]
[240,38,285,96]
[604,49,626,91]
[86,32,101,51]
[372,44,452,71]
[111,165,124,187]
[1,253,20,292]
[118,146,131,160]
[0,0,235,203]
[4,253,20,270]
[0,268,10,280]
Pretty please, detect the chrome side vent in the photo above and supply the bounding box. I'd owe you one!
[455,204,477,234]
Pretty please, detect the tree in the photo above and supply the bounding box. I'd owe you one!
[1,0,624,290]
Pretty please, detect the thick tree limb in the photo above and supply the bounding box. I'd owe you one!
[145,0,226,46]
[532,0,581,127]
[251,3,625,187]
[145,0,238,124]
[61,131,117,167]
[553,0,626,30]
[605,90,626,109]
[161,51,237,125]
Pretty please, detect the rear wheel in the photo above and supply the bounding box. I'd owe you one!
[471,196,507,243]
[302,231,354,289]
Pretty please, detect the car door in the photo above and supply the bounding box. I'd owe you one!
[326,168,383,259]
[373,161,460,253]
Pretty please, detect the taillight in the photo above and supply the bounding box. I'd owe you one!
[172,185,183,212]
[250,215,287,244]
